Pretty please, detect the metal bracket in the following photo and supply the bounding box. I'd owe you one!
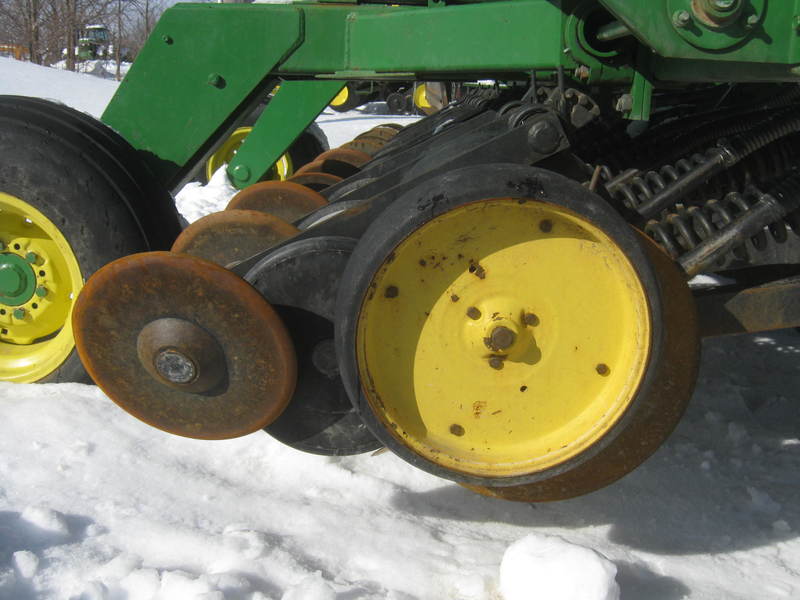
[226,80,345,189]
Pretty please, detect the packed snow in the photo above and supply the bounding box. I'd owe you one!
[2,55,800,600]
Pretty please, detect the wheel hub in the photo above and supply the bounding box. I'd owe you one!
[0,253,35,305]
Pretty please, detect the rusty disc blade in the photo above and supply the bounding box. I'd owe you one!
[294,158,360,179]
[356,125,400,142]
[462,232,700,501]
[315,147,372,169]
[171,209,298,266]
[340,137,385,157]
[226,181,328,223]
[286,171,343,192]
[73,251,297,440]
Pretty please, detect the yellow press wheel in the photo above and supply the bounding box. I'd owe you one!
[205,127,293,184]
[336,164,699,495]
[0,193,83,382]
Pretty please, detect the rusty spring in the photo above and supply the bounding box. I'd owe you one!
[644,185,791,269]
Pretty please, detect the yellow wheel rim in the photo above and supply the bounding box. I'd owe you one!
[0,192,83,382]
[205,127,293,183]
[330,85,350,107]
[413,83,431,110]
[356,198,651,479]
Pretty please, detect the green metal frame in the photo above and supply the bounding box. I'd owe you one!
[100,0,800,192]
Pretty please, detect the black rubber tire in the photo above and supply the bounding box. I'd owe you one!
[0,96,180,383]
[386,92,406,115]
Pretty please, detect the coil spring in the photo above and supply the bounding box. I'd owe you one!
[605,132,800,214]
[605,154,707,212]
[645,186,791,268]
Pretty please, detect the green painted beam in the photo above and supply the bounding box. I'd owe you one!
[227,80,345,189]
[102,4,304,189]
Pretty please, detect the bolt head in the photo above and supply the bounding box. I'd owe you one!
[207,73,225,88]
[24,252,38,264]
[523,313,539,326]
[712,0,736,10]
[232,164,251,181]
[154,349,197,384]
[527,120,561,155]
[12,307,25,320]
[745,14,759,28]
[35,286,48,298]
[673,10,692,27]
[487,326,517,352]
[488,356,504,370]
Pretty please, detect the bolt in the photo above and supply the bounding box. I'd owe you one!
[745,14,759,29]
[539,219,553,233]
[12,307,25,320]
[712,0,736,10]
[207,73,225,88]
[384,285,399,298]
[528,120,561,155]
[24,252,38,264]
[35,286,48,298]
[488,356,504,370]
[794,15,800,31]
[487,326,517,352]
[162,35,173,45]
[523,313,539,326]
[574,65,590,80]
[615,94,634,113]
[232,164,251,181]
[672,10,692,28]
[466,307,481,320]
[154,349,197,384]
[596,363,610,376]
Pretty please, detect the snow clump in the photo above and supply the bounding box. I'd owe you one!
[499,534,620,600]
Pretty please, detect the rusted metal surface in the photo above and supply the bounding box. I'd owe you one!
[315,147,373,168]
[295,155,363,179]
[340,138,385,157]
[73,251,297,439]
[171,209,298,266]
[226,181,328,223]
[286,171,342,192]
[357,125,400,143]
[695,275,800,337]
[467,233,700,501]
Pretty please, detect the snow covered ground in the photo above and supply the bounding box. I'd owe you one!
[2,56,800,600]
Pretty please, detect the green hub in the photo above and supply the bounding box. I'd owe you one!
[0,252,36,307]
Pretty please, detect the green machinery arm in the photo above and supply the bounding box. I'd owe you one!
[100,0,800,192]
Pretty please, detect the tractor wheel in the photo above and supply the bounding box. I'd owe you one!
[0,96,180,383]
[386,92,406,115]
[336,164,700,498]
[329,83,363,113]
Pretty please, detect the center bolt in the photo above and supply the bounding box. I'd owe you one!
[485,325,517,352]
